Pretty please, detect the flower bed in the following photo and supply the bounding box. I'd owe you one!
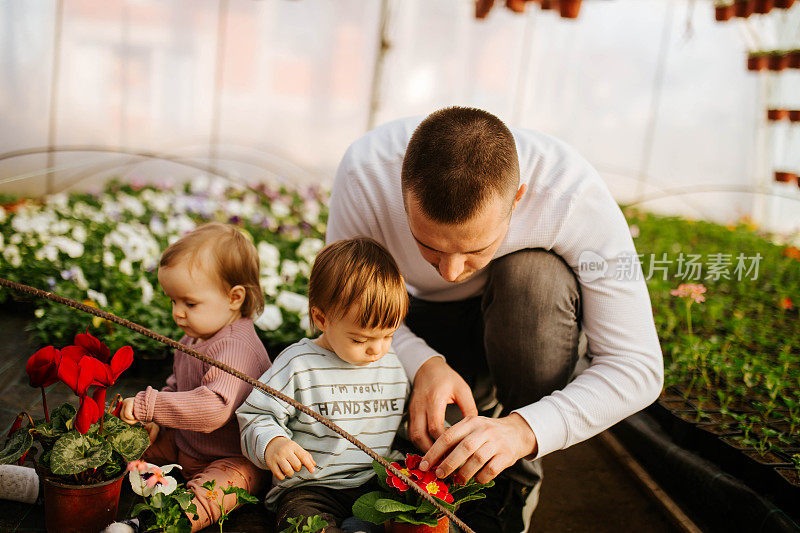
[628,209,800,502]
[0,178,328,357]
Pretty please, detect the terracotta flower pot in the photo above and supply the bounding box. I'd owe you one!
[774,0,794,7]
[789,110,800,122]
[386,517,450,533]
[541,0,559,10]
[734,0,754,16]
[747,53,768,71]
[774,171,797,183]
[767,108,788,121]
[559,0,582,18]
[789,50,800,68]
[715,4,735,20]
[40,470,126,533]
[753,0,773,12]
[768,52,789,71]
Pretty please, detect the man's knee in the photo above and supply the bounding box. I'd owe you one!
[484,249,581,334]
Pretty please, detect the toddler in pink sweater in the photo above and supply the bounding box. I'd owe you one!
[120,222,271,531]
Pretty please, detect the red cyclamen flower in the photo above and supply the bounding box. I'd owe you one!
[26,346,61,388]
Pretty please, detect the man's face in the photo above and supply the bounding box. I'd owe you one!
[405,189,524,283]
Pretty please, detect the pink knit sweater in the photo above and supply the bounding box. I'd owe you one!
[133,318,271,462]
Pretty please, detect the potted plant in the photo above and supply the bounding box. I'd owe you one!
[767,108,789,121]
[774,171,797,183]
[789,50,800,68]
[0,329,150,533]
[127,461,200,532]
[715,1,735,20]
[353,454,493,532]
[768,50,789,71]
[747,51,769,71]
[559,0,582,18]
[734,0,755,17]
[753,0,774,13]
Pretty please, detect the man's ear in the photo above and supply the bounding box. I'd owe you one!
[228,285,246,311]
[310,306,327,332]
[512,184,527,211]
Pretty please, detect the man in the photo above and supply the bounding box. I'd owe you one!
[326,107,663,532]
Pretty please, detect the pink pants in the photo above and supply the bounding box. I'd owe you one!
[143,428,266,532]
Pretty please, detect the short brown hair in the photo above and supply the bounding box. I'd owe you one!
[401,107,520,224]
[309,237,408,331]
[160,222,265,318]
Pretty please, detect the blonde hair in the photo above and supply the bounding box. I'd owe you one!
[160,222,265,318]
[309,237,408,330]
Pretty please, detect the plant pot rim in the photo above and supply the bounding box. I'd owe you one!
[36,464,127,489]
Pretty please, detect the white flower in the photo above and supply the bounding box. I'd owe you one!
[299,313,311,333]
[629,225,640,239]
[280,259,300,282]
[0,205,5,223]
[296,238,324,263]
[301,200,321,225]
[87,289,108,307]
[73,267,89,290]
[127,461,181,497]
[276,291,309,315]
[46,193,69,209]
[0,233,4,250]
[34,309,44,318]
[103,251,116,268]
[34,245,58,262]
[138,277,154,304]
[3,245,22,268]
[190,175,210,194]
[10,234,22,245]
[71,225,88,243]
[255,305,283,331]
[50,236,84,258]
[270,200,291,219]
[117,193,146,217]
[119,259,134,276]
[257,242,281,270]
[260,274,282,297]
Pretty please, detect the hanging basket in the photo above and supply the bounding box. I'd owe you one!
[767,109,788,121]
[559,0,582,18]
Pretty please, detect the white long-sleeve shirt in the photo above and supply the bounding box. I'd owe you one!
[325,117,663,460]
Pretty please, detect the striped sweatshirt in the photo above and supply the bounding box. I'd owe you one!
[133,318,271,463]
[237,338,409,507]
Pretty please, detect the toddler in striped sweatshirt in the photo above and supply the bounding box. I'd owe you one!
[120,222,271,531]
[237,237,410,533]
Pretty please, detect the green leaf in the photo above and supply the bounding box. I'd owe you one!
[221,485,258,505]
[101,413,129,434]
[51,403,78,429]
[151,492,166,509]
[352,491,395,525]
[0,428,33,464]
[50,431,112,475]
[451,493,485,506]
[393,512,439,527]
[375,498,417,513]
[106,424,149,462]
[131,503,154,518]
[173,489,195,511]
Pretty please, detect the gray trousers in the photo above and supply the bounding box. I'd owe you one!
[405,248,585,489]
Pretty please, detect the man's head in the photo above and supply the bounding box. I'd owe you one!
[401,107,526,282]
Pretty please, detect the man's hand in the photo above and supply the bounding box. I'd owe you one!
[419,412,537,485]
[264,437,316,481]
[408,357,478,452]
[120,398,137,425]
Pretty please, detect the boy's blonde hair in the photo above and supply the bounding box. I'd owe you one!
[160,222,265,318]
[309,237,408,330]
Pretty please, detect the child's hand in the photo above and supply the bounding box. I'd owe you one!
[144,422,160,445]
[264,437,316,480]
[120,398,137,425]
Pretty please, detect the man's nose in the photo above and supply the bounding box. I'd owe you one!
[437,254,465,282]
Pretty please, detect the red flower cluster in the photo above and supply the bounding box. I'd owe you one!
[25,330,133,434]
[386,454,454,504]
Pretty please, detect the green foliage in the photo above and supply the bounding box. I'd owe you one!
[0,179,328,357]
[279,515,329,533]
[201,479,259,533]
[0,429,33,464]
[629,209,800,453]
[132,484,199,533]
